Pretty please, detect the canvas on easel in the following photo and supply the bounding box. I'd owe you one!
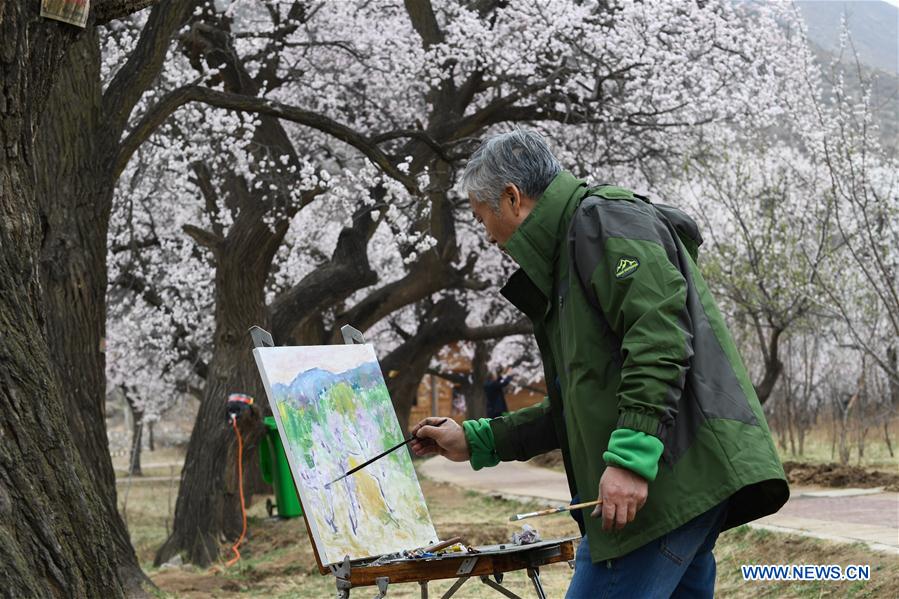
[253,344,438,566]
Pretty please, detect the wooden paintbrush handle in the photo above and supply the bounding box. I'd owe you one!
[567,499,602,511]
[421,536,462,553]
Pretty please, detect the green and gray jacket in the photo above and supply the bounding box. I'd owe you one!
[463,171,789,563]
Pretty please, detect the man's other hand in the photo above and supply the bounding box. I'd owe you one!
[409,417,470,462]
[592,465,648,531]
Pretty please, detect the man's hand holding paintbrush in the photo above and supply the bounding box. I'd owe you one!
[409,417,470,462]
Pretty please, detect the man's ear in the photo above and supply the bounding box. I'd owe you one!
[505,184,522,215]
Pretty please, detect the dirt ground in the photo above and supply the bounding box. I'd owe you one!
[135,468,899,599]
[781,461,899,491]
[120,410,899,598]
[148,478,582,598]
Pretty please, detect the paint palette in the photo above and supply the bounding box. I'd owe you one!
[253,344,438,565]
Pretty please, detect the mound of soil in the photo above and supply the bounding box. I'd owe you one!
[529,449,564,469]
[530,451,899,492]
[782,461,899,491]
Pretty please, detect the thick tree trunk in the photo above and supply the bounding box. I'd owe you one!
[0,3,128,596]
[155,208,285,566]
[34,31,151,593]
[154,263,268,566]
[155,18,353,563]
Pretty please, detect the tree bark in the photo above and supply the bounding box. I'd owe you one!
[887,345,899,410]
[464,342,491,421]
[154,208,282,565]
[34,30,151,593]
[754,326,784,405]
[130,420,144,477]
[125,394,144,477]
[155,21,312,565]
[25,0,198,585]
[0,3,132,596]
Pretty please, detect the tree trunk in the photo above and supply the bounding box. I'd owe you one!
[754,327,784,405]
[830,406,837,461]
[34,30,151,593]
[464,342,491,421]
[155,207,285,566]
[883,421,894,458]
[0,4,128,596]
[378,300,528,432]
[154,266,267,566]
[839,394,854,465]
[785,392,796,456]
[127,398,144,477]
[888,345,899,410]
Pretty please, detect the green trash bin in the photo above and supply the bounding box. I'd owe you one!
[259,417,303,518]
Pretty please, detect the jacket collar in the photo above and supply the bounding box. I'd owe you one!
[503,171,587,300]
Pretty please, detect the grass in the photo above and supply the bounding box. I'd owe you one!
[715,526,899,598]
[530,418,899,477]
[772,417,899,471]
[144,477,581,598]
[122,456,899,598]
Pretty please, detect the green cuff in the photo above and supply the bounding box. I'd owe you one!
[602,428,665,482]
[462,418,500,471]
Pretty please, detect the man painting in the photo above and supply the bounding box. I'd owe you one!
[411,130,788,597]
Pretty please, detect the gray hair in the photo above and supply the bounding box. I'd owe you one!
[460,130,561,210]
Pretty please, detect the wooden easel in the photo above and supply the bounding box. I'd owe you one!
[249,325,577,598]
[325,538,577,599]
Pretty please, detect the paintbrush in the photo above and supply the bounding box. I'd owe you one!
[510,499,602,521]
[326,418,448,487]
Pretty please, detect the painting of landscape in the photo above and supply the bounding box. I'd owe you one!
[253,344,437,565]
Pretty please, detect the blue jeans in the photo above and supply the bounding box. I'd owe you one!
[565,501,728,599]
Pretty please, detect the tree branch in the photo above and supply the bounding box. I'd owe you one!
[189,162,226,238]
[110,235,159,254]
[95,0,159,25]
[460,318,533,341]
[182,224,224,250]
[269,214,379,341]
[426,368,469,385]
[114,86,419,194]
[369,129,450,162]
[403,0,444,48]
[101,0,196,135]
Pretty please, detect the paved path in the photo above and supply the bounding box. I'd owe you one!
[115,476,179,485]
[419,458,899,554]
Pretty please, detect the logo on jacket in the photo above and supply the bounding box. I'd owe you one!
[615,256,640,279]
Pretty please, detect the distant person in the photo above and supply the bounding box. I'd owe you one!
[411,130,789,598]
[484,369,512,418]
